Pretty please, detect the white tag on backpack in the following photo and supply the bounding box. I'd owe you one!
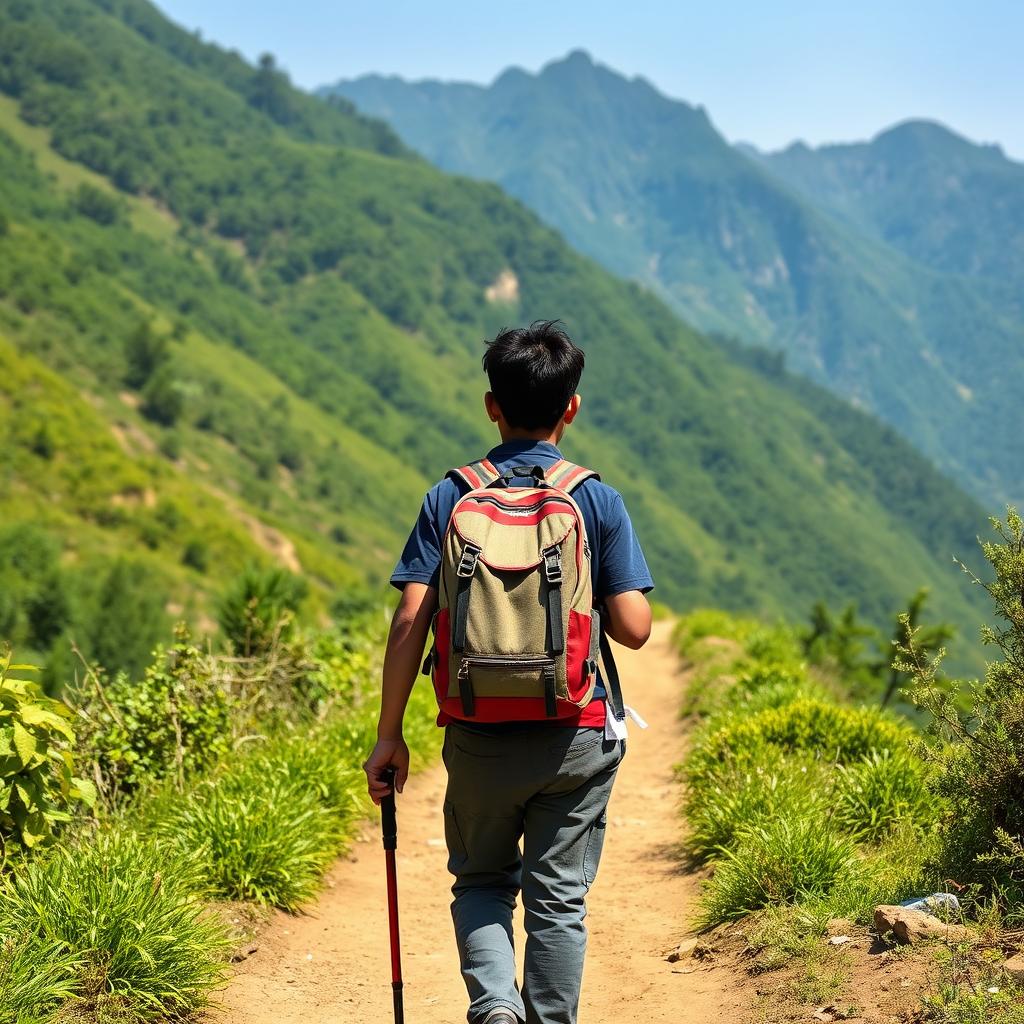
[604,704,648,741]
[604,711,627,741]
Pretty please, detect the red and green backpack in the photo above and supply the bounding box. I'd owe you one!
[422,458,624,724]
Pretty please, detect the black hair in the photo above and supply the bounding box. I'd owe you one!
[481,320,585,430]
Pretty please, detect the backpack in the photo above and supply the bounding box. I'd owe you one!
[423,457,624,724]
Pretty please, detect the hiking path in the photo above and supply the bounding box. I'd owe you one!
[213,621,748,1022]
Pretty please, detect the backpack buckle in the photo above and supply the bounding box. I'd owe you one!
[542,546,562,584]
[457,543,482,578]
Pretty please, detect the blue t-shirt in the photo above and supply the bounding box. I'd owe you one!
[391,439,654,601]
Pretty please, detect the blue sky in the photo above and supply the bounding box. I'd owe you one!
[156,1,1024,159]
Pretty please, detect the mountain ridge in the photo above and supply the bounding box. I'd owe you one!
[324,52,1024,508]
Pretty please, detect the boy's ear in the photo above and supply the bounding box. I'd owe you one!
[563,394,582,425]
[484,391,502,424]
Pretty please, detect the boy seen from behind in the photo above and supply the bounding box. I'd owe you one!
[364,320,653,1024]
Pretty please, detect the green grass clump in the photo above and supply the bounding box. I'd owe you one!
[687,699,914,785]
[699,815,858,926]
[0,829,229,1021]
[680,608,938,938]
[0,935,78,1024]
[834,750,937,841]
[160,768,345,910]
[685,748,830,860]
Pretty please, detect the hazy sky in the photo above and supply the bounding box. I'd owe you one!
[156,1,1024,159]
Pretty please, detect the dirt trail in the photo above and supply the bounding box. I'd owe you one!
[214,621,749,1022]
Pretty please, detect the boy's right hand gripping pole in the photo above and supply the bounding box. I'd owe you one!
[380,766,405,1024]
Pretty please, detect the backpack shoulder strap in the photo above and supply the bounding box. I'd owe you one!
[446,458,501,491]
[545,459,600,493]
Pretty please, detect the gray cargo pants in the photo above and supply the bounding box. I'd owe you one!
[442,722,625,1024]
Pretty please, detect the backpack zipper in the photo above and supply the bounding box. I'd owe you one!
[460,655,555,668]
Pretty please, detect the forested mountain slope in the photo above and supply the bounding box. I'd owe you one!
[327,52,1024,507]
[0,0,990,676]
[755,121,1024,288]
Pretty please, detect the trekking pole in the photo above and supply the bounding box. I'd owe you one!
[380,766,405,1024]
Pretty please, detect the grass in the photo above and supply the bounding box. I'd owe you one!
[0,830,230,1022]
[676,609,941,940]
[920,940,1024,1024]
[698,816,859,925]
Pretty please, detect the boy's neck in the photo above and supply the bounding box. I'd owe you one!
[496,427,562,446]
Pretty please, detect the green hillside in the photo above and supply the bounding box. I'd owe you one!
[327,53,1024,507]
[0,0,991,677]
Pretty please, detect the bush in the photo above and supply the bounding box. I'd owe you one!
[685,748,830,860]
[686,699,914,787]
[72,182,121,225]
[731,663,820,714]
[905,509,1024,905]
[82,559,169,680]
[0,651,94,853]
[0,829,229,1019]
[75,626,234,803]
[699,815,858,926]
[674,608,758,657]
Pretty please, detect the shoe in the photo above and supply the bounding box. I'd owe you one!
[482,1012,518,1024]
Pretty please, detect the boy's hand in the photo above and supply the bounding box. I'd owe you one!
[363,737,410,804]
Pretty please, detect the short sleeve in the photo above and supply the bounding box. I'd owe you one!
[390,484,446,590]
[596,492,654,599]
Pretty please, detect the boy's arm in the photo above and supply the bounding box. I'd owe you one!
[603,589,652,649]
[363,582,437,804]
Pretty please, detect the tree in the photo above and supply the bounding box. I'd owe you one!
[84,560,168,679]
[123,320,168,388]
[246,53,299,126]
[217,564,307,657]
[901,509,1024,901]
[141,365,183,426]
[880,588,954,707]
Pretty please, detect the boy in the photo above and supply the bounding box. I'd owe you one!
[363,320,653,1024]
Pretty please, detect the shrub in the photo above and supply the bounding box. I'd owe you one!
[905,509,1024,905]
[0,651,94,853]
[674,609,757,657]
[74,626,234,803]
[731,663,819,714]
[0,829,228,1019]
[834,750,937,841]
[304,626,375,709]
[699,815,858,926]
[82,559,169,680]
[72,182,121,226]
[217,564,307,656]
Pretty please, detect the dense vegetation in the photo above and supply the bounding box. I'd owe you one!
[329,52,1024,507]
[674,510,1024,1020]
[0,0,994,682]
[0,589,442,1022]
